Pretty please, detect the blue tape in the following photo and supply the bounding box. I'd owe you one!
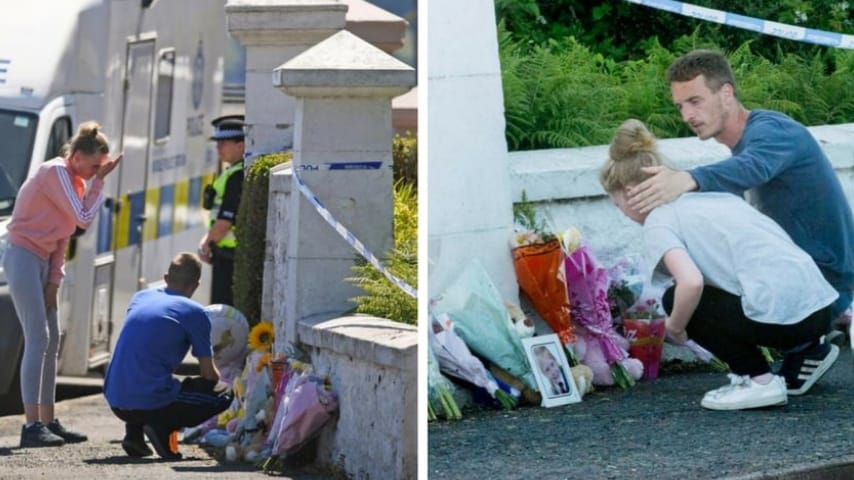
[296,161,387,171]
[245,150,388,172]
[293,171,418,299]
[626,0,854,49]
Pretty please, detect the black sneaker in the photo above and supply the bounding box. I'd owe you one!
[46,418,88,443]
[143,424,182,460]
[121,437,153,457]
[20,422,65,448]
[779,340,839,396]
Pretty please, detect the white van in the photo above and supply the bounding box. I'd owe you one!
[0,0,226,412]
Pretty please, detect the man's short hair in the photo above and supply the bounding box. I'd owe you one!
[167,252,202,288]
[666,49,737,96]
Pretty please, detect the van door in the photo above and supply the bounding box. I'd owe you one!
[110,39,156,343]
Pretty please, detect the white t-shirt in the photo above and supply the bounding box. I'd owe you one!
[644,192,837,325]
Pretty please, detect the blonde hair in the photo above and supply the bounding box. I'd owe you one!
[599,119,670,193]
[68,121,110,157]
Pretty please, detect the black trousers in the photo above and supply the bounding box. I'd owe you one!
[111,377,232,441]
[663,285,832,377]
[210,246,235,306]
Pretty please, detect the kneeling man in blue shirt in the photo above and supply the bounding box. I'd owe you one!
[104,252,232,459]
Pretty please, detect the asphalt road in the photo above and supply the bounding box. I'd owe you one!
[428,345,854,480]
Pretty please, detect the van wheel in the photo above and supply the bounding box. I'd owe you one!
[0,357,23,415]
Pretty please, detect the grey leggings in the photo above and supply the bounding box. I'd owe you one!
[4,244,60,405]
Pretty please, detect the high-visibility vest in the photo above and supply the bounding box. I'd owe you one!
[209,160,242,248]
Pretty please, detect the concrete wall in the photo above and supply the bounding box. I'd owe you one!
[509,123,854,264]
[427,0,518,304]
[298,316,417,480]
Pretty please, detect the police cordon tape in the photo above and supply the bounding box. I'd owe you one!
[293,168,418,299]
[626,0,854,49]
[242,153,415,298]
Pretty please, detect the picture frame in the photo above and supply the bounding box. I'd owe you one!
[522,334,582,407]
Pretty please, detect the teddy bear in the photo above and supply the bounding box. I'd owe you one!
[569,364,594,398]
[573,325,643,386]
[504,301,536,339]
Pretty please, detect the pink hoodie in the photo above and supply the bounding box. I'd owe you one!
[8,157,105,285]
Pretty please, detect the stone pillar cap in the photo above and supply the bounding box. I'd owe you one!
[274,29,415,97]
[226,0,347,46]
[343,0,408,53]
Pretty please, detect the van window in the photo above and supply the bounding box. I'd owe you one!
[0,109,37,216]
[154,49,175,141]
[45,116,71,161]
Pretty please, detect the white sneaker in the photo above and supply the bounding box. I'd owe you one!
[701,374,787,411]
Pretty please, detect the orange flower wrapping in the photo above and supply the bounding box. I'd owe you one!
[512,238,574,344]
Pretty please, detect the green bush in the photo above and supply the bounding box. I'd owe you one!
[233,152,292,326]
[348,180,418,325]
[393,132,418,187]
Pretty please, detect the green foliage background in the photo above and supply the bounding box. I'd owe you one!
[497,0,854,151]
[231,135,418,327]
[348,179,418,325]
[232,152,292,326]
[347,133,419,325]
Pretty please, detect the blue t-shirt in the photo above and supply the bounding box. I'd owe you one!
[690,109,854,294]
[104,288,213,410]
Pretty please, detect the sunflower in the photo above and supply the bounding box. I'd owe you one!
[248,321,274,352]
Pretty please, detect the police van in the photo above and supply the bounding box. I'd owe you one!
[0,0,227,412]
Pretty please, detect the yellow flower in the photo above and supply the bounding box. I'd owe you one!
[255,352,271,372]
[248,321,274,352]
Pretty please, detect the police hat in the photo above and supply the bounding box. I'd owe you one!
[210,115,245,141]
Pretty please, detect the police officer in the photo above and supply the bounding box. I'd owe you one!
[198,115,245,306]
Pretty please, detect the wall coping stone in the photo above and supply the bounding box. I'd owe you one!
[510,122,854,203]
[298,315,417,370]
[225,0,346,46]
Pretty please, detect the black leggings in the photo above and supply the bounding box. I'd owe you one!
[111,377,232,440]
[663,285,832,377]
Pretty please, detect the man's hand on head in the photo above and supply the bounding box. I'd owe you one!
[627,166,697,213]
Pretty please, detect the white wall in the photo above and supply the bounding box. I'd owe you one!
[427,0,518,303]
[509,123,854,264]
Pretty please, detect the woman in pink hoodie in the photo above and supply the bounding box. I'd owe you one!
[5,121,121,448]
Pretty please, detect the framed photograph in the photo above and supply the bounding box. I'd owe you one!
[522,334,582,407]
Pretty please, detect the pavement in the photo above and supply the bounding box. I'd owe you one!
[428,340,854,480]
[0,391,337,479]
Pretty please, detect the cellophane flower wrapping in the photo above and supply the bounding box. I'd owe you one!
[564,243,637,388]
[622,313,666,380]
[265,359,299,448]
[510,235,574,345]
[271,374,338,457]
[430,313,517,410]
[432,259,537,390]
[564,245,629,364]
[605,255,645,321]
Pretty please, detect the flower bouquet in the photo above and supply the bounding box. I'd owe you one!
[562,232,641,389]
[430,313,518,411]
[605,256,645,321]
[427,342,462,421]
[510,193,574,348]
[431,259,537,391]
[622,298,667,380]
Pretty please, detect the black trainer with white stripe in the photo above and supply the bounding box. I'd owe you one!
[779,340,839,396]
